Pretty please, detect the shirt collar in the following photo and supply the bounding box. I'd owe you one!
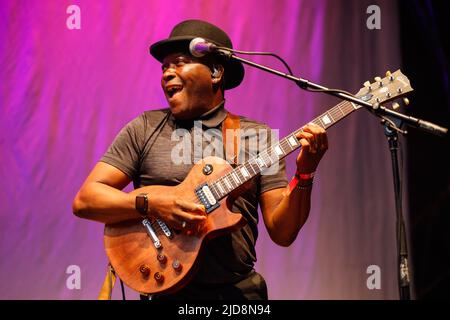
[170,100,227,129]
[199,100,227,128]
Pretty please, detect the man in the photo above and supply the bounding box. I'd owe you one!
[72,19,328,299]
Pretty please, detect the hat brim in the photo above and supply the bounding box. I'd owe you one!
[150,36,244,90]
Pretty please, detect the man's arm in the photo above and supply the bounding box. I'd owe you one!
[72,162,140,224]
[72,162,207,228]
[260,185,312,247]
[259,123,327,246]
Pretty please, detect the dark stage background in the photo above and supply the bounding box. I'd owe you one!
[400,0,450,299]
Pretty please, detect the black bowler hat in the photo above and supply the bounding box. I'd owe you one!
[149,19,245,90]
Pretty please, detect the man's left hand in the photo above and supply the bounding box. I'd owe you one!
[295,123,328,173]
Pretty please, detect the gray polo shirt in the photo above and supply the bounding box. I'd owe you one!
[101,103,288,284]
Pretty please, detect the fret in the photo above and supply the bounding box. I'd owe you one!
[287,135,299,148]
[337,104,345,117]
[216,180,225,195]
[226,174,236,188]
[231,172,240,184]
[251,160,261,174]
[221,179,230,193]
[210,185,220,200]
[246,161,257,175]
[237,168,247,183]
[269,149,279,164]
[255,157,264,169]
[216,179,226,194]
[261,152,272,167]
[286,137,297,149]
[310,118,321,128]
[279,139,291,154]
[330,108,342,122]
[223,176,232,190]
[240,166,250,179]
[250,159,261,174]
[326,111,335,122]
[343,102,353,114]
[274,144,284,157]
[321,113,333,127]
[316,117,325,129]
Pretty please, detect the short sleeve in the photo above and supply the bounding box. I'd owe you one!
[239,119,288,195]
[100,114,146,179]
[258,125,288,194]
[259,158,288,194]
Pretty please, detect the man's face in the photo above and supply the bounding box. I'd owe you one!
[161,52,216,120]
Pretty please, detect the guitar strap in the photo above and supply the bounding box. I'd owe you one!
[98,110,240,300]
[222,112,241,166]
[98,263,116,300]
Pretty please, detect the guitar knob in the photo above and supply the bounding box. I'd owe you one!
[385,71,391,77]
[157,253,167,264]
[202,164,213,175]
[154,272,164,283]
[172,260,183,272]
[403,97,410,106]
[392,102,400,110]
[139,264,151,277]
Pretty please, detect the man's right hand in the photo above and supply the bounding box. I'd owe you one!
[146,193,207,233]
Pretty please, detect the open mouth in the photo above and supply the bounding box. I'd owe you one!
[166,85,183,98]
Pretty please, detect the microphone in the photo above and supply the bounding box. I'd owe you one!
[417,119,448,136]
[189,38,218,57]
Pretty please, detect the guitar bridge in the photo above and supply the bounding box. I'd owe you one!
[195,183,220,213]
[142,219,161,249]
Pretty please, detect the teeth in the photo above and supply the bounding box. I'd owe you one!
[167,86,182,97]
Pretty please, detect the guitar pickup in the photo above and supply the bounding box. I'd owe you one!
[195,183,220,213]
[142,219,161,249]
[156,219,172,238]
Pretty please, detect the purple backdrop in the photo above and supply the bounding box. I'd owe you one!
[0,0,403,299]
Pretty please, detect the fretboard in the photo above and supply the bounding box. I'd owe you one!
[207,100,360,201]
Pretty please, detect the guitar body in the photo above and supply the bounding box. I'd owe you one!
[104,156,247,295]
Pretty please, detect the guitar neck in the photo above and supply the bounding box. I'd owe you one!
[208,100,360,201]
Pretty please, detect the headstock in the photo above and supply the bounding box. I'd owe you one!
[354,70,413,110]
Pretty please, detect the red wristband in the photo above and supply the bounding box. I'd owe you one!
[295,171,315,180]
[288,174,300,192]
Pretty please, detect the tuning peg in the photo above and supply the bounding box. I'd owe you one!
[403,97,410,106]
[374,76,383,87]
[392,102,400,110]
[364,81,371,87]
[386,71,394,81]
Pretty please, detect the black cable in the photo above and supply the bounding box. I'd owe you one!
[218,46,357,98]
[217,47,294,75]
[120,279,126,300]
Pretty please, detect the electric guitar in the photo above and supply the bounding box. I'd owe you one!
[104,70,413,295]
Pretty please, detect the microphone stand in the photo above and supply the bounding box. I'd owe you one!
[382,118,411,300]
[217,49,448,300]
[217,49,448,136]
